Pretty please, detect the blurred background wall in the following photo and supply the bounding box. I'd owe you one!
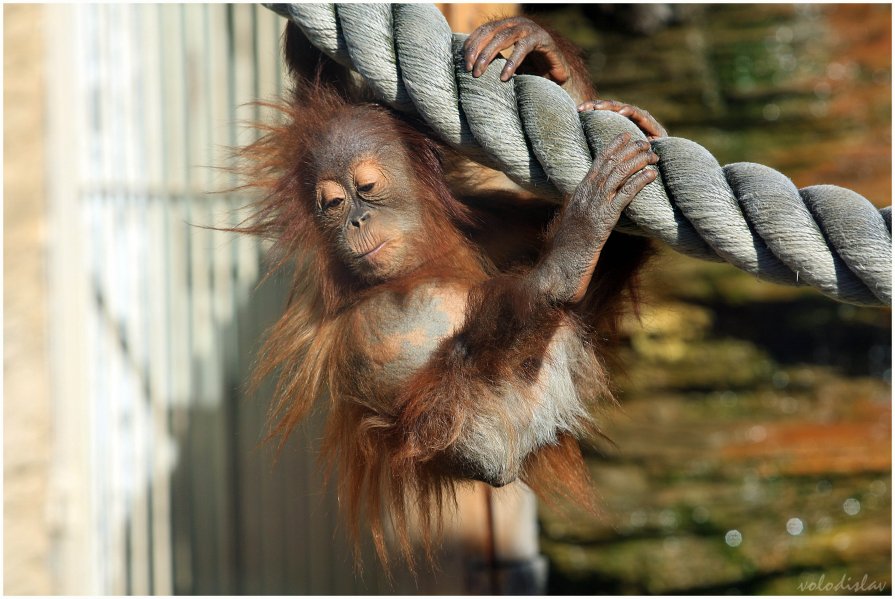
[530,4,891,594]
[4,4,53,595]
[3,3,891,596]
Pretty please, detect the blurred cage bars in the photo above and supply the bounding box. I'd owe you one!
[44,4,385,594]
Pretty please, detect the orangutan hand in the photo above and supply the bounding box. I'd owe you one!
[463,16,572,84]
[577,99,668,141]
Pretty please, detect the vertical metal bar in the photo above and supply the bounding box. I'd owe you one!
[206,4,237,592]
[121,4,153,593]
[84,8,106,591]
[255,10,309,592]
[96,5,128,593]
[225,4,252,592]
[241,6,285,593]
[183,5,222,592]
[140,3,175,594]
[115,5,136,590]
[84,7,108,591]
[161,5,195,592]
[156,3,181,592]
[111,59,125,598]
[44,4,103,592]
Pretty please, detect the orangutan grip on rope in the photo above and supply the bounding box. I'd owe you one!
[267,2,891,305]
[462,16,667,140]
[238,16,665,565]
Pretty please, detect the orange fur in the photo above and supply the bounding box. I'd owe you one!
[233,80,652,572]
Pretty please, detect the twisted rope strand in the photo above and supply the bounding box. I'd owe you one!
[267,3,891,307]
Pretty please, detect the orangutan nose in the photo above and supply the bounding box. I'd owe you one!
[349,207,370,228]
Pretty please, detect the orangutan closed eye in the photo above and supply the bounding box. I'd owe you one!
[237,14,665,567]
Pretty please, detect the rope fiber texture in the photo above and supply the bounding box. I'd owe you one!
[266,3,892,307]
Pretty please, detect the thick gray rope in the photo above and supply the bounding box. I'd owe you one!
[266,3,892,307]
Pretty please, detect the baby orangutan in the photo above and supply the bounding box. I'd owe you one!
[240,14,666,567]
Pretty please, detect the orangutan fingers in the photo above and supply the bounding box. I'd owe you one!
[500,36,538,81]
[473,28,526,78]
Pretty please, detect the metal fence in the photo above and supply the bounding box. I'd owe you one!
[44,5,387,594]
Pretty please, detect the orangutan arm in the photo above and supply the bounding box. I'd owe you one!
[386,132,658,486]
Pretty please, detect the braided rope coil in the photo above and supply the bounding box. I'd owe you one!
[267,3,892,307]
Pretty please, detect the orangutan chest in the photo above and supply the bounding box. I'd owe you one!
[348,284,469,394]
